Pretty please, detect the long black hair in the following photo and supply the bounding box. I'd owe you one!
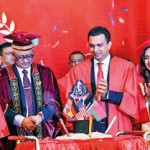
[140,45,150,83]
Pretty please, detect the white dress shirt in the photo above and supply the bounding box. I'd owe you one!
[13,66,31,127]
[94,54,110,84]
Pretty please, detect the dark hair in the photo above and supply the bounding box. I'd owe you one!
[69,51,85,60]
[88,26,111,43]
[0,42,12,56]
[140,45,150,72]
[140,45,150,84]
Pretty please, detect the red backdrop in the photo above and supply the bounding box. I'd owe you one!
[0,0,150,79]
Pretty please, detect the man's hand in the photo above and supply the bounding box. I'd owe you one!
[31,113,43,125]
[21,116,36,132]
[94,79,108,101]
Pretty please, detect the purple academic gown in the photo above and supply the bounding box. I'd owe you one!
[0,63,62,139]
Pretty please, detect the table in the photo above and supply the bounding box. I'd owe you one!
[14,135,148,150]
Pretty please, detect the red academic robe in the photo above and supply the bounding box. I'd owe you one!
[58,74,68,107]
[65,56,148,136]
[136,74,149,122]
[0,105,10,138]
[0,105,10,150]
[58,74,74,131]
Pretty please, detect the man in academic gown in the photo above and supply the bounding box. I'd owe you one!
[0,31,62,143]
[58,51,85,108]
[63,26,149,136]
[58,51,85,131]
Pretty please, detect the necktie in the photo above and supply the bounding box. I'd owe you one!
[96,62,106,115]
[22,69,33,116]
[97,62,104,85]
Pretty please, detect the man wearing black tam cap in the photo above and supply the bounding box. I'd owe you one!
[0,31,62,149]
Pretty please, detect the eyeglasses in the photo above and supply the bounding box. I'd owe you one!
[15,54,34,61]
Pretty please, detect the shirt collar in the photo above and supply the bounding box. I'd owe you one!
[16,65,31,73]
[94,54,111,66]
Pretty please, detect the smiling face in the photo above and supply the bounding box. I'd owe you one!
[144,48,150,71]
[13,48,34,69]
[88,34,112,61]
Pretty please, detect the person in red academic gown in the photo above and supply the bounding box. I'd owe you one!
[139,45,150,130]
[58,51,85,108]
[58,51,85,131]
[63,26,149,136]
[0,31,62,149]
[0,105,10,150]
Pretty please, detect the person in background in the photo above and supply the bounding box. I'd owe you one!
[58,51,85,107]
[0,105,10,150]
[0,42,14,149]
[139,45,150,131]
[63,26,148,136]
[0,42,15,68]
[58,51,85,132]
[0,31,62,149]
[69,51,85,68]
